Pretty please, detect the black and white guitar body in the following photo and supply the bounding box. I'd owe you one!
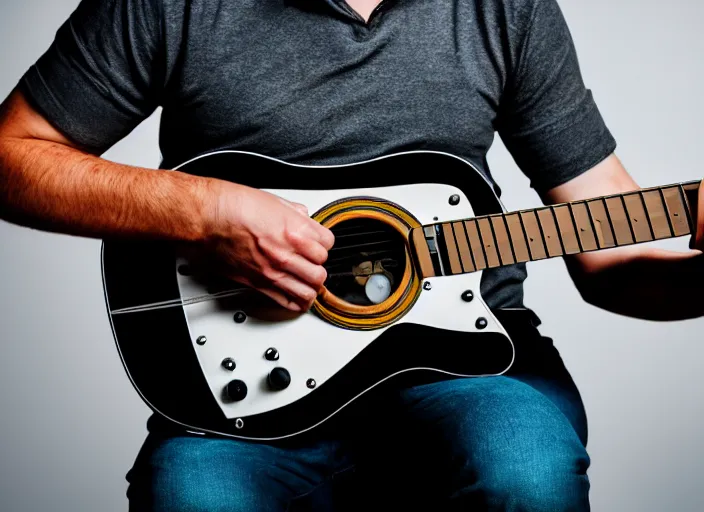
[102,151,515,440]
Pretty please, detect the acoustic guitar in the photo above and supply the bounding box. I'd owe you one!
[102,150,700,440]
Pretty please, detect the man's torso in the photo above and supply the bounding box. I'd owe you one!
[155,0,530,308]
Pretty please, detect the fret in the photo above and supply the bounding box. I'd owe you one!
[570,202,598,252]
[536,208,563,257]
[490,216,515,265]
[621,196,637,242]
[477,218,501,268]
[549,207,568,254]
[441,223,463,274]
[519,211,547,260]
[601,198,619,246]
[622,193,653,243]
[641,190,672,239]
[452,222,475,272]
[552,205,580,254]
[638,192,656,240]
[504,213,531,263]
[410,228,435,278]
[604,197,635,245]
[661,186,690,236]
[679,183,697,231]
[657,188,676,237]
[586,199,616,248]
[567,204,584,251]
[464,220,487,270]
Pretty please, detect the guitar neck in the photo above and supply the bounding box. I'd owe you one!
[411,180,702,278]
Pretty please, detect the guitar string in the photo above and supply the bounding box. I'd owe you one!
[110,289,249,315]
[328,240,395,252]
[109,270,382,315]
[111,230,403,315]
[333,230,387,238]
[323,249,395,264]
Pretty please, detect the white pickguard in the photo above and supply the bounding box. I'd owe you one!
[176,182,513,423]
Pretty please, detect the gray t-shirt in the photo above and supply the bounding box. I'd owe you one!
[19,0,616,309]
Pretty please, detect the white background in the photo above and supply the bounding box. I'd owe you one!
[1,1,703,510]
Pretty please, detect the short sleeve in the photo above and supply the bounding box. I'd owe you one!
[497,0,617,194]
[18,0,163,153]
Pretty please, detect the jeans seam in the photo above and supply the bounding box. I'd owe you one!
[285,464,357,512]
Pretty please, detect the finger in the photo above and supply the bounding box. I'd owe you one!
[278,199,333,248]
[275,253,327,291]
[314,223,335,250]
[263,271,319,310]
[285,221,333,258]
[256,287,303,312]
[233,275,303,312]
[296,219,334,251]
[288,235,329,265]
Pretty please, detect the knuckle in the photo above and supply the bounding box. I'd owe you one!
[255,235,279,260]
[302,288,318,302]
[249,250,270,271]
[262,266,285,284]
[284,224,305,243]
[271,249,292,269]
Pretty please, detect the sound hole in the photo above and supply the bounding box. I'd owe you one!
[324,218,407,306]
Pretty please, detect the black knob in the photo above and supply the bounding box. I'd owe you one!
[475,317,488,330]
[225,380,248,402]
[268,367,291,391]
[461,290,474,302]
[233,311,247,324]
[264,348,279,361]
[449,194,461,206]
[221,358,236,371]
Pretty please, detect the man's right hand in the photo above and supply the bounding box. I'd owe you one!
[199,182,336,312]
[0,89,334,313]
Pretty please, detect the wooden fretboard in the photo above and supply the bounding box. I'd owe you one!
[410,180,701,278]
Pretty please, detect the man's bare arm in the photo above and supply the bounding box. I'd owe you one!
[544,154,704,321]
[0,89,216,241]
[0,89,334,311]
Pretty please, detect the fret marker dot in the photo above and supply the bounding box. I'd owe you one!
[529,238,534,242]
[674,213,679,217]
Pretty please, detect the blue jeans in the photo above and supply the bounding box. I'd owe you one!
[127,312,590,511]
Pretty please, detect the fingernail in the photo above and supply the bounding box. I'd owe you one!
[290,303,302,311]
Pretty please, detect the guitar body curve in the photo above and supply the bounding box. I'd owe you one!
[102,151,515,440]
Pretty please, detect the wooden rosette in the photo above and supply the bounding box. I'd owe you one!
[312,197,423,331]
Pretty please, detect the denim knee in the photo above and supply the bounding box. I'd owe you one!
[127,436,288,512]
[398,377,590,511]
[446,379,591,511]
[475,449,590,512]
